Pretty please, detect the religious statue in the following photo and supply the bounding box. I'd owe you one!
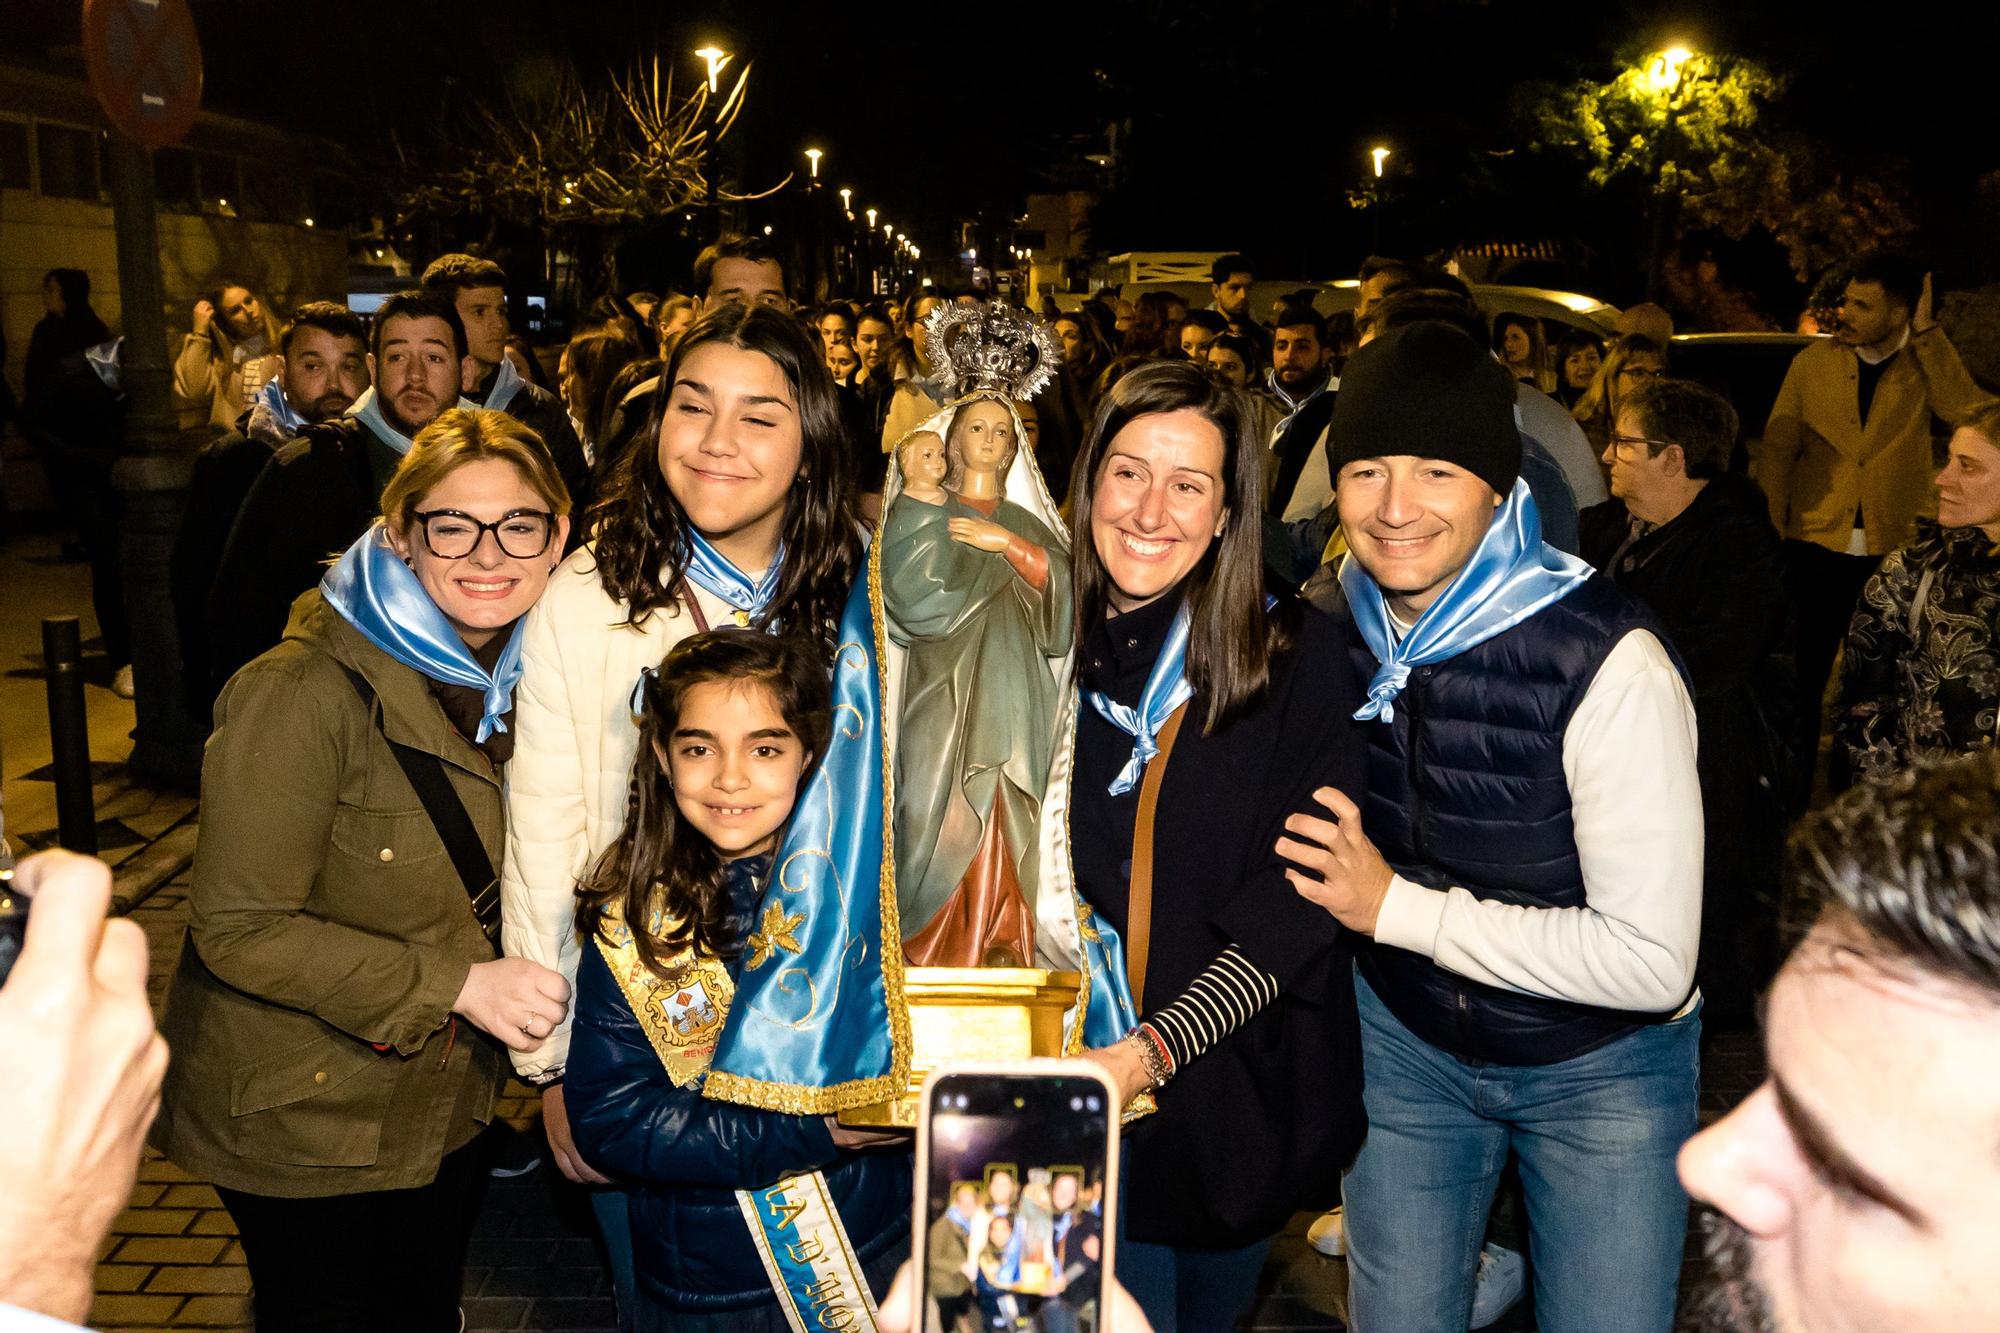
[881,302,1072,970]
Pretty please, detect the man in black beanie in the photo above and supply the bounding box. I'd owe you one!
[1287,321,1706,1332]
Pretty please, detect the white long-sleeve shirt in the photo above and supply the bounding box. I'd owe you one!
[1371,626,1704,1014]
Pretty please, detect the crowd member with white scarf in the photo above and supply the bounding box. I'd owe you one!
[204,289,484,695]
[1290,322,1703,1333]
[153,409,573,1331]
[172,301,371,717]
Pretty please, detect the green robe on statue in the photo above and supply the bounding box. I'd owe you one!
[883,490,1072,965]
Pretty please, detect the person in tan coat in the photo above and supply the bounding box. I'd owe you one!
[1755,252,1995,789]
[154,410,571,1331]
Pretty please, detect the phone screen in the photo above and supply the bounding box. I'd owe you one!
[920,1070,1113,1331]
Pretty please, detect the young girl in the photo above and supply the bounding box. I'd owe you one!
[563,631,909,1330]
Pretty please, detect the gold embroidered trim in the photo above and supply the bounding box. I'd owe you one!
[593,898,735,1088]
[700,543,913,1115]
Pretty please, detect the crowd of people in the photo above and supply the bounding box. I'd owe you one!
[5,229,2000,1333]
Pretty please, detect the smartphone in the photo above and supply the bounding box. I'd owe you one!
[913,1062,1119,1331]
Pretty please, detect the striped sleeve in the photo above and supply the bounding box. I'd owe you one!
[1142,945,1281,1072]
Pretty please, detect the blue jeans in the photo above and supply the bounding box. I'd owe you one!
[1342,973,1699,1333]
[1114,1173,1273,1333]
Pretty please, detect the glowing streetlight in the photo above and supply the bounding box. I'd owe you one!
[865,207,878,228]
[805,147,823,179]
[839,187,852,209]
[884,222,894,238]
[694,45,731,94]
[1648,44,1695,91]
[1370,145,1391,178]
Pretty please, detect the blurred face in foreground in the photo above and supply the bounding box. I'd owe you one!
[1678,914,2000,1333]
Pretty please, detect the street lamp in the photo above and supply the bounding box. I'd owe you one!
[839,187,852,210]
[866,207,877,229]
[694,45,731,95]
[1648,44,1694,91]
[805,147,823,180]
[1370,145,1391,178]
[1643,42,1702,299]
[884,223,894,238]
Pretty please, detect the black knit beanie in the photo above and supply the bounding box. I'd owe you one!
[1327,321,1521,497]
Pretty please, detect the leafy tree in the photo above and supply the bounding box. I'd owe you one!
[1519,49,1914,283]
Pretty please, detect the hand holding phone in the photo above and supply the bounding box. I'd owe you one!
[912,1062,1124,1332]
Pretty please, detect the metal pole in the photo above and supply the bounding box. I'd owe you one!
[41,617,97,855]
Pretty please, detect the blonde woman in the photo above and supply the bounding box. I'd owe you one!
[156,409,572,1331]
[1571,333,1668,452]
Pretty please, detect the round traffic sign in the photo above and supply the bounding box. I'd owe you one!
[83,0,203,150]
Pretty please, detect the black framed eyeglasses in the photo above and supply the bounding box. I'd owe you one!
[1608,431,1677,458]
[411,508,556,559]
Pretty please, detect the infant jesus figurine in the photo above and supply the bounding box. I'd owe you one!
[897,431,949,505]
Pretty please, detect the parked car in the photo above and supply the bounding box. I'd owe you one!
[1667,332,1819,472]
[1317,281,1625,343]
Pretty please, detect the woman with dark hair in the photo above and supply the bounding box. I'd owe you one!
[1552,328,1605,410]
[503,334,554,393]
[1119,290,1180,360]
[1493,312,1555,395]
[559,325,646,466]
[1053,360,1368,1331]
[499,302,864,1319]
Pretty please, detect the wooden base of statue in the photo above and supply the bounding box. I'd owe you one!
[836,966,1082,1128]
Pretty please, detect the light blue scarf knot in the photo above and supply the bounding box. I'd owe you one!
[320,525,525,743]
[1084,600,1194,795]
[1342,479,1592,725]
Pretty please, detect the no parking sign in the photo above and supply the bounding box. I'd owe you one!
[83,0,203,149]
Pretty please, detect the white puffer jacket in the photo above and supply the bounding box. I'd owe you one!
[500,546,739,1079]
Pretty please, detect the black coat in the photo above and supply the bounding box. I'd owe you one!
[1579,473,1799,1024]
[205,416,391,700]
[474,369,595,520]
[1072,593,1367,1248]
[172,412,286,716]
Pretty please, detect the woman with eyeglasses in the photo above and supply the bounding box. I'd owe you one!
[1571,333,1669,454]
[155,408,574,1332]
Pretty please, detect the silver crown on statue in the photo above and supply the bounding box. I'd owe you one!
[925,301,1064,403]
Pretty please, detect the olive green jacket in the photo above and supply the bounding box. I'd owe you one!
[155,592,508,1197]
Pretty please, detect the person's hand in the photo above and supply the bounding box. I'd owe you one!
[1083,1035,1152,1106]
[1278,787,1394,936]
[541,1083,612,1185]
[824,1116,908,1149]
[947,517,1015,554]
[877,1259,1155,1332]
[0,850,169,1325]
[191,299,214,336]
[452,957,570,1053]
[1915,271,1937,334]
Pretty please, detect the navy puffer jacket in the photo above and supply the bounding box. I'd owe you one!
[565,858,911,1312]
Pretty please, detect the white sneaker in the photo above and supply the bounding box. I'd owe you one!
[111,664,135,699]
[1305,1207,1346,1257]
[1470,1241,1526,1328]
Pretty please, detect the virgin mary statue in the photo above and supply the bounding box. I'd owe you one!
[879,302,1072,970]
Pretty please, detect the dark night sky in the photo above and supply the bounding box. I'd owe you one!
[9,0,1999,293]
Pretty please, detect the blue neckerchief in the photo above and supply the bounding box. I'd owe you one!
[1341,479,1592,724]
[482,354,525,414]
[319,524,525,742]
[1084,600,1194,796]
[946,1206,973,1236]
[346,386,476,455]
[256,377,308,437]
[683,529,785,619]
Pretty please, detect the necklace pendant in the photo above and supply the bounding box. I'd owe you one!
[733,608,751,627]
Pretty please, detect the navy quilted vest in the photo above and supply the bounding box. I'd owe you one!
[1345,574,1682,1066]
